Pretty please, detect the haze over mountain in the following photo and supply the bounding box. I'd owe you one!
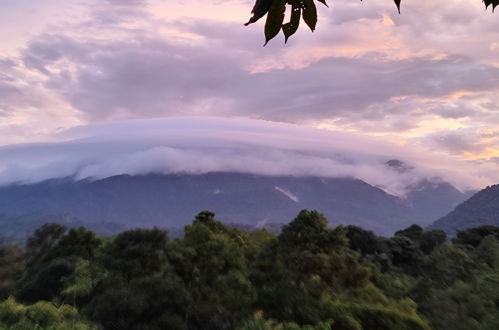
[0,118,490,193]
[0,118,484,236]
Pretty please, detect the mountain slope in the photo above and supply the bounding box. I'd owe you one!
[405,179,474,221]
[0,173,470,236]
[429,184,499,234]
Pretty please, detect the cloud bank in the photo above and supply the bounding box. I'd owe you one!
[1,0,499,187]
[0,117,493,195]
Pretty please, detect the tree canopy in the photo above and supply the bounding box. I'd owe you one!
[2,211,499,329]
[245,0,499,44]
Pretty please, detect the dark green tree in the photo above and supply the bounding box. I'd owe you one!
[25,223,66,266]
[15,258,75,303]
[47,227,102,261]
[453,225,499,247]
[86,273,190,330]
[168,211,256,330]
[346,225,387,256]
[0,242,24,299]
[386,235,424,275]
[395,225,423,243]
[474,234,499,268]
[103,227,169,282]
[251,210,375,326]
[15,224,102,303]
[419,230,447,255]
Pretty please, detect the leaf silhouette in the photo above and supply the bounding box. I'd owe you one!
[245,0,274,26]
[483,0,499,11]
[282,2,302,43]
[246,0,497,44]
[264,0,286,45]
[317,0,328,7]
[302,0,318,31]
[394,0,401,14]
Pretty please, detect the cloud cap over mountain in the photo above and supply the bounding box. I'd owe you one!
[0,117,493,195]
[1,0,499,188]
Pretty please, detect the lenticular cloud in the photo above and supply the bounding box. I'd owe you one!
[0,117,491,195]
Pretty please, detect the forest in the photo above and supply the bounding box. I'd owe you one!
[1,210,499,330]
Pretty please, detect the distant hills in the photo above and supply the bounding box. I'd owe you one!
[0,172,471,238]
[429,184,499,234]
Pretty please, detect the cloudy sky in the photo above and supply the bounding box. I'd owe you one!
[1,0,499,190]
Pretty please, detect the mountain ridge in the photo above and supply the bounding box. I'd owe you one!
[0,172,471,237]
[429,184,499,234]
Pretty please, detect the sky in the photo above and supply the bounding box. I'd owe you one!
[1,0,499,191]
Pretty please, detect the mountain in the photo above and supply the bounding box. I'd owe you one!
[429,184,499,234]
[0,172,471,237]
[405,179,475,222]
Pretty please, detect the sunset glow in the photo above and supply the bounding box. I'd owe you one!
[1,0,499,187]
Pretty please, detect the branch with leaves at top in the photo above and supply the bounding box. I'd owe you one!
[245,0,499,45]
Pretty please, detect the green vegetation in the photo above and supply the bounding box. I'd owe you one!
[0,297,97,329]
[1,210,498,329]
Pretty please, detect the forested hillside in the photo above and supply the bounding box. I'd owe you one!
[430,184,499,234]
[1,210,498,329]
[0,172,471,237]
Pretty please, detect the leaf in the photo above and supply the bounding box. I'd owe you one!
[246,0,498,45]
[317,0,328,7]
[394,0,401,14]
[282,2,301,43]
[264,0,286,45]
[483,0,499,12]
[301,0,317,32]
[245,0,274,26]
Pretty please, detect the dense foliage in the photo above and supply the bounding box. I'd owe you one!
[245,0,499,44]
[1,210,498,329]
